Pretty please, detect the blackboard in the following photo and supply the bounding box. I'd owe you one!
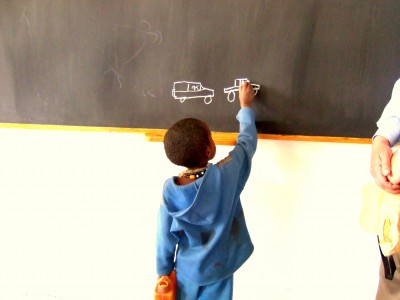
[1,0,400,138]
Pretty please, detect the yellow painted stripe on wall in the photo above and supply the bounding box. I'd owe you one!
[0,123,371,146]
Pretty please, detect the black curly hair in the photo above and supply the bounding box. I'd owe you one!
[163,118,211,168]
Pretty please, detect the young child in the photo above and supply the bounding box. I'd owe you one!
[156,82,257,299]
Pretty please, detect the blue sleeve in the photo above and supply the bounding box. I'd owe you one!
[218,107,257,193]
[155,204,179,276]
[235,107,257,159]
[374,79,400,146]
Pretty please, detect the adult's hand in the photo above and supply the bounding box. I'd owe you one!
[371,136,400,194]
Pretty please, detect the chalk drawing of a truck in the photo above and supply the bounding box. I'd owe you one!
[224,78,260,102]
[172,81,215,104]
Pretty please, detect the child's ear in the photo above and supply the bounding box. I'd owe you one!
[206,144,215,160]
[208,150,212,160]
[205,147,211,160]
[202,146,210,161]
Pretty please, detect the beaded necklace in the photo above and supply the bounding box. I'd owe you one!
[178,163,210,180]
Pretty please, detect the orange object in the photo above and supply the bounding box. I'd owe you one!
[154,270,177,300]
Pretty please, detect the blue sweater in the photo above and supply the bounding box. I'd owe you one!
[156,108,257,285]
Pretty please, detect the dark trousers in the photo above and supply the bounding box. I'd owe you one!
[376,237,399,300]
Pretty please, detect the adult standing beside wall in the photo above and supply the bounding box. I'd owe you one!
[370,78,400,299]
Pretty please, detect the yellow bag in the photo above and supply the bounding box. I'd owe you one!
[360,183,400,256]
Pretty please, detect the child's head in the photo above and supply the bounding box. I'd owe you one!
[164,118,216,169]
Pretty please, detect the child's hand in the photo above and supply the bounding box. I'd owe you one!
[239,81,255,108]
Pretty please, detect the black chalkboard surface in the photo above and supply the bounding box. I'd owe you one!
[1,1,400,138]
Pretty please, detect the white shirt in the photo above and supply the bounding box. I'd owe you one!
[375,79,400,146]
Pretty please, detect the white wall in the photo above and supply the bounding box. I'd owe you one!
[0,128,379,300]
